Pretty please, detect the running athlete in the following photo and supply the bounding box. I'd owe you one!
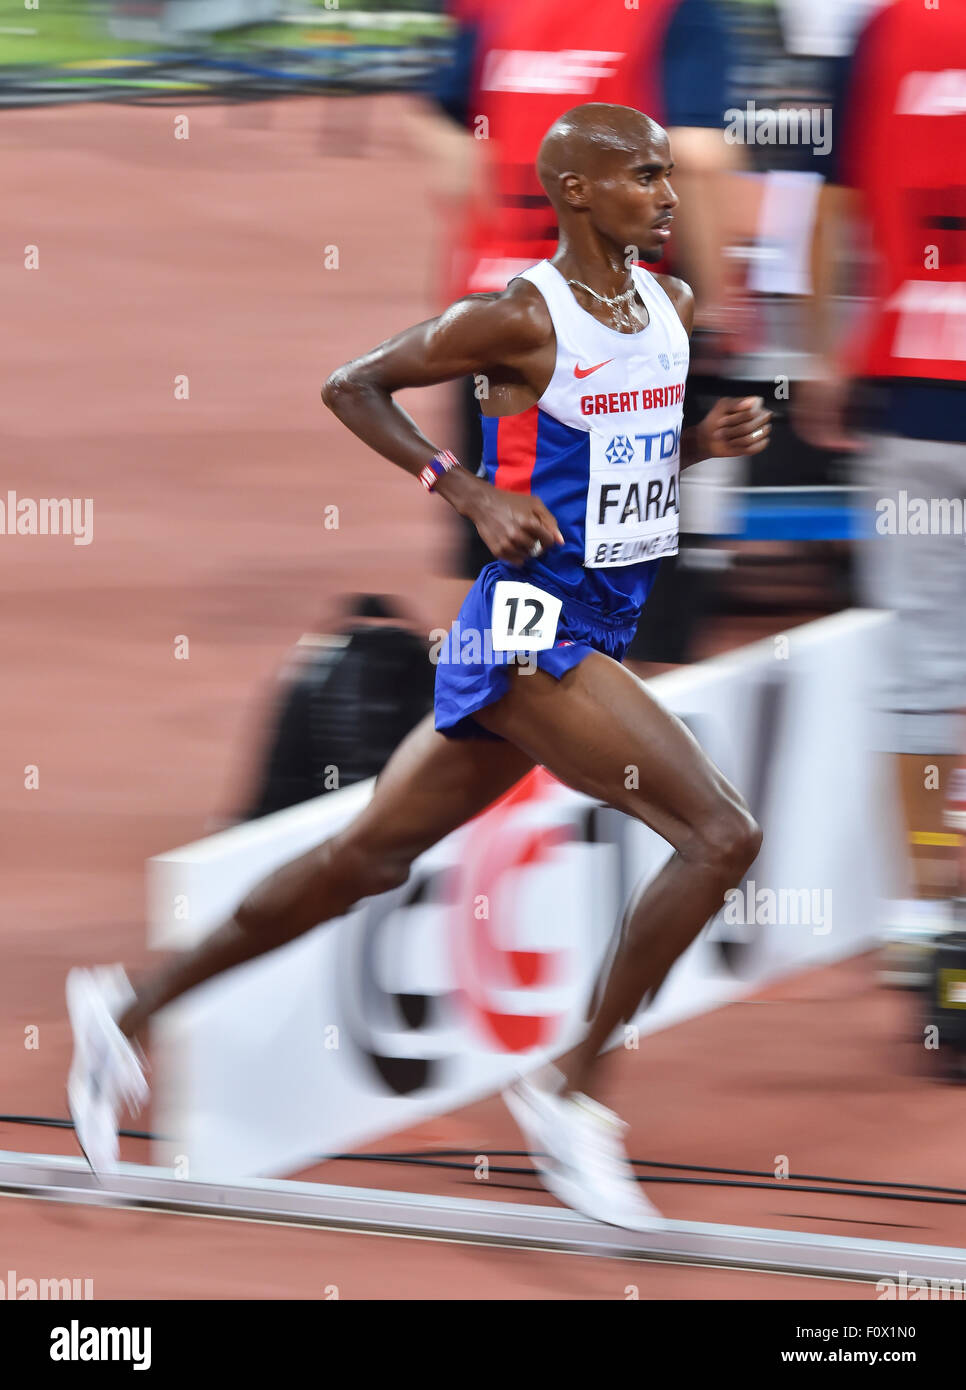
[67,103,771,1231]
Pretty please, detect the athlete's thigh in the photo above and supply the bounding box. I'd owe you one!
[474,653,744,847]
[342,711,535,860]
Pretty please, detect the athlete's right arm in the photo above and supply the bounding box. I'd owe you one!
[321,289,564,566]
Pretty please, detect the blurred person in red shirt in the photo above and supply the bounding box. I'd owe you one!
[796,0,966,966]
[431,0,739,317]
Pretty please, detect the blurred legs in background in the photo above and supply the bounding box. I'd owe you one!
[857,435,966,985]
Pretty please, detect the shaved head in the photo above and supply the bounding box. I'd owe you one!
[536,104,665,210]
[530,102,677,265]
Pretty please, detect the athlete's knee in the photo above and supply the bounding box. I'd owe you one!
[685,798,762,885]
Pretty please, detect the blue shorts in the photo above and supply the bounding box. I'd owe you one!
[434,562,641,741]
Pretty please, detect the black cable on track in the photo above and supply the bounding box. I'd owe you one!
[1,1113,962,1206]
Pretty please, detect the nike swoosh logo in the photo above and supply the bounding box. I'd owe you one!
[573,359,613,379]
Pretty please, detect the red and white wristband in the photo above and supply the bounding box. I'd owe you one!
[418,449,462,492]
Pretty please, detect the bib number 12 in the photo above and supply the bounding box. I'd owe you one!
[491,581,562,651]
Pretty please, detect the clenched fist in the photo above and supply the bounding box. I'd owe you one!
[466,485,564,567]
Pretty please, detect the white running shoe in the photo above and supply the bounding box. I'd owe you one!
[504,1073,664,1231]
[66,966,149,1177]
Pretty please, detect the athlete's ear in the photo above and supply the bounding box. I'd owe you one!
[558,170,590,211]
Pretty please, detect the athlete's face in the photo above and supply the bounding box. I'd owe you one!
[592,132,678,263]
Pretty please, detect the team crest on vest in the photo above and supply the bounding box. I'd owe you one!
[605,434,635,465]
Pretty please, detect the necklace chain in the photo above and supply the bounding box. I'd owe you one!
[567,277,637,309]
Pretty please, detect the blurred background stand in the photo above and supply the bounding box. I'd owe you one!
[240,593,435,821]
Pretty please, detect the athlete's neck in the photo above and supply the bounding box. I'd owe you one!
[550,236,636,301]
[550,235,649,335]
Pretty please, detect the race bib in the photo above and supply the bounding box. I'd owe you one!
[584,429,680,568]
[491,581,562,651]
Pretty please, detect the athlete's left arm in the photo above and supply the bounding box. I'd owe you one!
[655,274,773,469]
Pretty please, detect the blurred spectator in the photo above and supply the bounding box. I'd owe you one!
[242,595,435,821]
[774,0,884,59]
[795,0,966,971]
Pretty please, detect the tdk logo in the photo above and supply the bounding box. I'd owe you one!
[633,427,681,461]
[605,434,635,464]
